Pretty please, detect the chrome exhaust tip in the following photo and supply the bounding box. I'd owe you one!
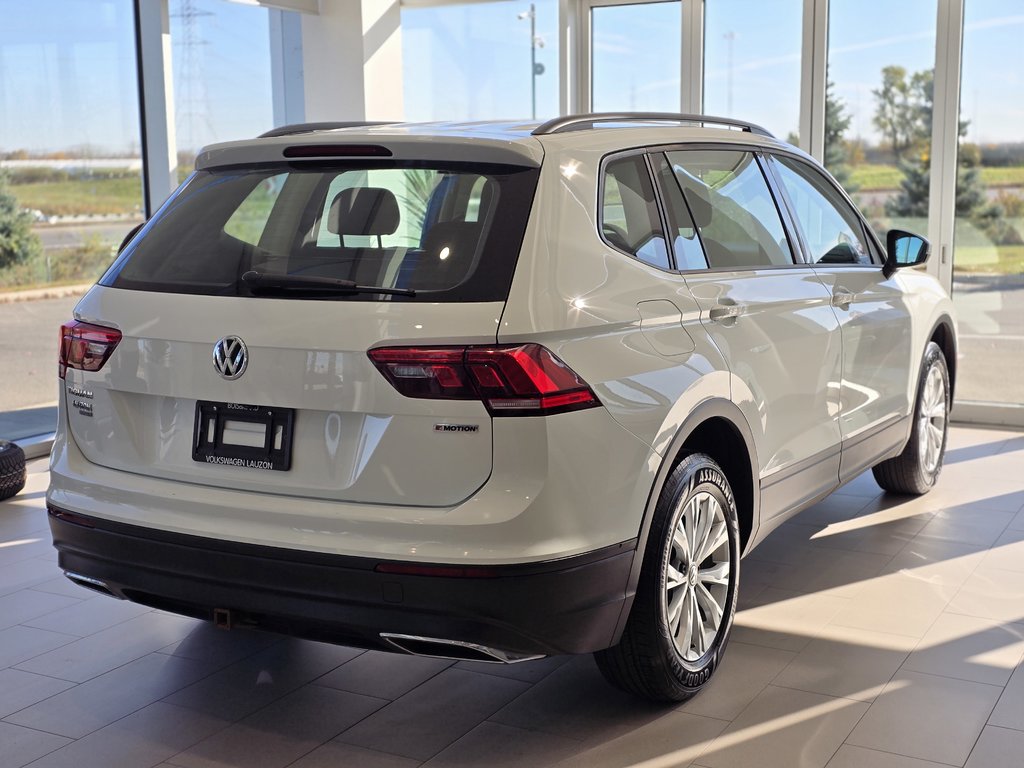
[63,571,121,598]
[380,633,545,664]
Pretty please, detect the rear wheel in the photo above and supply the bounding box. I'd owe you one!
[872,341,950,495]
[0,440,27,501]
[595,452,739,702]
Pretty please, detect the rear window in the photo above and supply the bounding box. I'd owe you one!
[102,162,539,302]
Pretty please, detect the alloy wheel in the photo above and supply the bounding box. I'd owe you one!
[664,490,731,661]
[918,364,947,475]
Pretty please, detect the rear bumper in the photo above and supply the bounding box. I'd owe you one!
[48,506,636,657]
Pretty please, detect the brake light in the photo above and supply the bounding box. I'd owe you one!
[59,321,122,379]
[368,344,600,416]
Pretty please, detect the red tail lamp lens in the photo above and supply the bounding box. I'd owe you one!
[59,321,122,379]
[368,344,599,416]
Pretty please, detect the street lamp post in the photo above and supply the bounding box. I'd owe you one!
[518,3,544,120]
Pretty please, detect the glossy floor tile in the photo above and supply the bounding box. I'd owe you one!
[0,426,1021,768]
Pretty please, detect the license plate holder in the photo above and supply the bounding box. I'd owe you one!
[192,401,294,471]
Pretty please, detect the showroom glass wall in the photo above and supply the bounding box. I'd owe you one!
[825,0,938,239]
[401,0,560,121]
[3,0,1022,444]
[169,0,275,163]
[0,0,141,442]
[703,0,802,142]
[590,0,681,112]
[951,0,1024,407]
[0,0,276,445]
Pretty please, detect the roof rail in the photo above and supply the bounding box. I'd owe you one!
[532,113,775,139]
[258,121,398,139]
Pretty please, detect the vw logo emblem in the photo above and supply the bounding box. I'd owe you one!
[213,336,248,380]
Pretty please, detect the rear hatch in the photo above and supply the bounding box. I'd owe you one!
[63,155,540,507]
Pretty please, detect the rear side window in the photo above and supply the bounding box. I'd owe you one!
[652,154,708,271]
[601,156,670,270]
[102,162,539,302]
[666,150,794,269]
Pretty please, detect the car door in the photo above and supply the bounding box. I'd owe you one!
[653,148,843,523]
[766,153,914,482]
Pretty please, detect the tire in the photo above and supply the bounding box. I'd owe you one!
[872,341,950,495]
[595,452,740,702]
[0,440,27,501]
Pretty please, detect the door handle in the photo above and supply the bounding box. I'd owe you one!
[831,289,856,309]
[709,304,742,322]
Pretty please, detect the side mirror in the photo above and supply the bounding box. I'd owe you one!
[118,222,145,255]
[883,229,930,278]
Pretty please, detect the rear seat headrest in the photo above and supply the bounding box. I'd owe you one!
[328,187,400,236]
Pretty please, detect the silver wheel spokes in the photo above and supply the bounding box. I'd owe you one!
[918,365,946,474]
[665,491,731,662]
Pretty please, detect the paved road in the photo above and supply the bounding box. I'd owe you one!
[34,221,140,251]
[2,295,78,411]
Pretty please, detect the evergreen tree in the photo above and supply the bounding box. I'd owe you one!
[824,80,857,193]
[882,67,988,223]
[0,170,41,270]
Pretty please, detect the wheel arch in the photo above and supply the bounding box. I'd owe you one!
[610,399,759,645]
[928,314,957,403]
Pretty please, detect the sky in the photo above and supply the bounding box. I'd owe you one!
[0,0,1021,156]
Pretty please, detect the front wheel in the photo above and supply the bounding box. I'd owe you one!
[872,341,950,495]
[595,452,740,702]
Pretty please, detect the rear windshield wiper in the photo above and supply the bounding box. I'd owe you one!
[241,271,416,297]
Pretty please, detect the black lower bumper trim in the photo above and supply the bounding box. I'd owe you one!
[48,507,636,656]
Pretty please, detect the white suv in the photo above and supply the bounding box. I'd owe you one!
[48,114,956,701]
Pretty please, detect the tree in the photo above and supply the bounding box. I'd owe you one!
[883,67,989,226]
[873,65,918,162]
[0,170,41,270]
[824,80,857,193]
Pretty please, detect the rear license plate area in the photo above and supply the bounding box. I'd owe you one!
[192,401,294,471]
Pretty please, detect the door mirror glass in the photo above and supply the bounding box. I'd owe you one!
[884,229,929,277]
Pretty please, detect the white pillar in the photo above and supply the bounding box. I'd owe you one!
[927,0,965,287]
[558,0,576,115]
[680,0,703,114]
[269,9,306,126]
[300,0,404,122]
[134,0,177,215]
[798,0,828,160]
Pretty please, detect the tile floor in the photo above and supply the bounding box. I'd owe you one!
[1,426,1023,768]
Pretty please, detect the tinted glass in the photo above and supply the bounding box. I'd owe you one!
[653,154,708,271]
[666,150,794,268]
[772,156,872,265]
[102,163,539,302]
[602,156,670,270]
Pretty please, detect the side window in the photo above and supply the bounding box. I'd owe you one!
[601,156,670,270]
[653,154,708,271]
[772,155,873,265]
[666,150,795,268]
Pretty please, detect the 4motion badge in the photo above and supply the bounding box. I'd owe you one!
[434,424,480,433]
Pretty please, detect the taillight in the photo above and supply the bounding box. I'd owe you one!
[59,321,122,379]
[368,344,600,416]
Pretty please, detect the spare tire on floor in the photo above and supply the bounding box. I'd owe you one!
[0,440,27,501]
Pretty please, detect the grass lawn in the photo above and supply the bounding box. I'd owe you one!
[12,175,143,216]
[8,164,1024,216]
[953,244,1024,274]
[850,164,1024,191]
